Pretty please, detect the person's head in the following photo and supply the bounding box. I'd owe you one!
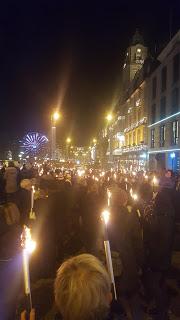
[111,187,128,207]
[87,181,98,194]
[8,161,14,167]
[165,170,172,178]
[138,183,153,202]
[54,254,111,320]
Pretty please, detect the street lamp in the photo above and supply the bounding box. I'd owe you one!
[51,111,61,161]
[106,113,113,165]
[66,137,71,144]
[170,152,175,171]
[52,111,60,122]
[106,113,113,122]
[66,138,71,160]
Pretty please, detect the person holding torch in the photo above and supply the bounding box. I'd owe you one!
[101,209,117,300]
[106,187,144,319]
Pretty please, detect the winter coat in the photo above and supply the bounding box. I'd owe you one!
[4,167,18,193]
[108,205,143,294]
[143,189,175,271]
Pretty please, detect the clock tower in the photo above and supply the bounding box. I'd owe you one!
[123,30,148,90]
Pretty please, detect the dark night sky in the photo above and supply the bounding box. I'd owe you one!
[0,0,179,151]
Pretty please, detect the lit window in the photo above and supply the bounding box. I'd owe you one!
[126,52,128,56]
[123,63,126,69]
[172,120,179,145]
[136,99,141,107]
[151,129,155,148]
[159,125,165,147]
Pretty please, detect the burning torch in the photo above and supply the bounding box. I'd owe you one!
[101,209,117,300]
[21,225,36,312]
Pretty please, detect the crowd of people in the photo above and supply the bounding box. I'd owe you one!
[0,160,180,320]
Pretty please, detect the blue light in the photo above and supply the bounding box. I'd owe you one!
[148,111,180,128]
[170,152,176,159]
[140,153,147,158]
[148,148,180,154]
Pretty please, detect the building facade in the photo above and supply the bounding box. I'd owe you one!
[121,71,149,171]
[119,31,150,171]
[148,30,180,172]
[123,29,148,90]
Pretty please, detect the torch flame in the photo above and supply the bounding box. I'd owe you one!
[21,226,36,254]
[102,210,110,225]
[152,176,158,185]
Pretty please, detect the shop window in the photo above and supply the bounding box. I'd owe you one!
[151,128,155,148]
[172,120,179,145]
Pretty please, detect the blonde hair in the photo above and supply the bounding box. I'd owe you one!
[54,254,111,320]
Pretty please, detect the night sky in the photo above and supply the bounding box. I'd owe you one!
[0,0,179,153]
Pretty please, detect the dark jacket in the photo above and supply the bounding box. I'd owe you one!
[108,205,143,294]
[143,189,175,271]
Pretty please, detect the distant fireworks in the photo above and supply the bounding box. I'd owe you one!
[21,132,48,156]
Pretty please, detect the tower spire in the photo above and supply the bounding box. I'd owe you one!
[131,29,145,46]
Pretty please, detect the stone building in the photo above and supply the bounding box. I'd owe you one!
[122,29,148,90]
[119,31,151,171]
[148,30,180,172]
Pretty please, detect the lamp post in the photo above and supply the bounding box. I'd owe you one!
[66,137,71,161]
[170,152,175,171]
[51,111,60,161]
[106,113,113,166]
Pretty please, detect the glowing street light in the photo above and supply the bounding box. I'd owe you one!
[52,111,60,122]
[66,137,71,144]
[66,138,72,160]
[106,113,113,122]
[51,110,61,160]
